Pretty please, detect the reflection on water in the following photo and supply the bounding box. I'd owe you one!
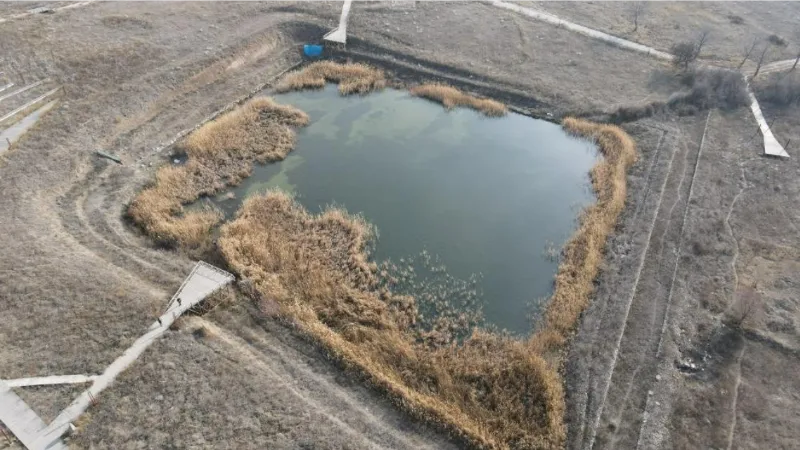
[216,85,597,334]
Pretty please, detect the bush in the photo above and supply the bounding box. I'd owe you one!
[767,34,787,47]
[671,41,697,69]
[727,14,745,25]
[672,68,749,110]
[755,72,800,107]
[609,68,748,122]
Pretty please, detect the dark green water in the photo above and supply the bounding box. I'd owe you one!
[216,85,597,334]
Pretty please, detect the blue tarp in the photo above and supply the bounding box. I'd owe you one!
[303,44,323,57]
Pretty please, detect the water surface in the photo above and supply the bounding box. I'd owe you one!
[217,85,597,334]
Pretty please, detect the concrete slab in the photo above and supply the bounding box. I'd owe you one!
[0,80,48,104]
[0,381,65,450]
[0,100,58,154]
[748,87,789,158]
[3,375,97,388]
[324,0,351,44]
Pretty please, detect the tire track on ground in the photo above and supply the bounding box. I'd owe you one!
[189,317,452,450]
[590,114,709,449]
[635,111,711,450]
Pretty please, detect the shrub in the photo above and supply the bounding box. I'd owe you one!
[727,14,745,25]
[275,61,386,95]
[674,68,749,110]
[755,72,800,107]
[609,68,748,122]
[671,41,697,69]
[767,34,787,47]
[410,83,508,117]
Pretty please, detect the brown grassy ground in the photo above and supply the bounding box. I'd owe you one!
[525,1,800,66]
[127,97,308,247]
[275,61,387,95]
[5,2,796,448]
[410,83,508,116]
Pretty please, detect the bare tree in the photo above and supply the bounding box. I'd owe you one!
[730,282,760,329]
[793,28,800,71]
[738,36,759,70]
[693,29,711,60]
[630,1,646,32]
[752,44,771,78]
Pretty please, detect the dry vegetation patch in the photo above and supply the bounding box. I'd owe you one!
[410,83,508,117]
[219,191,561,449]
[130,68,633,447]
[275,61,387,95]
[216,119,634,449]
[127,97,308,247]
[538,118,637,345]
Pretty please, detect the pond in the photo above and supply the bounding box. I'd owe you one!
[214,85,597,334]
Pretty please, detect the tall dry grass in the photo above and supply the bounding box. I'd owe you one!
[131,82,634,448]
[539,119,636,344]
[216,118,634,449]
[410,83,508,117]
[275,61,386,95]
[127,97,308,247]
[219,191,563,449]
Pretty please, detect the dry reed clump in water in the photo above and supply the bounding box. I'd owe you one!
[518,118,637,445]
[127,97,308,247]
[409,83,508,117]
[275,61,387,95]
[537,118,637,347]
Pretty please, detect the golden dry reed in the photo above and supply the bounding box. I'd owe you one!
[131,76,634,449]
[219,191,562,449]
[410,83,508,117]
[275,61,387,95]
[127,97,308,247]
[217,117,636,449]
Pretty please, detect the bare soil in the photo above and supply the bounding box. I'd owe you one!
[1,1,799,449]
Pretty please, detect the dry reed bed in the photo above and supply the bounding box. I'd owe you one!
[275,61,387,95]
[130,66,635,448]
[127,97,308,247]
[219,191,560,449]
[217,119,635,449]
[410,84,508,117]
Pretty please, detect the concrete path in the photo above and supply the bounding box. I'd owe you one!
[0,88,59,124]
[1,100,58,154]
[0,82,13,94]
[747,86,789,157]
[0,2,96,25]
[0,381,66,450]
[492,0,788,158]
[0,262,233,450]
[0,79,48,104]
[757,58,798,77]
[324,0,351,44]
[3,375,97,388]
[491,0,673,61]
[33,261,234,450]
